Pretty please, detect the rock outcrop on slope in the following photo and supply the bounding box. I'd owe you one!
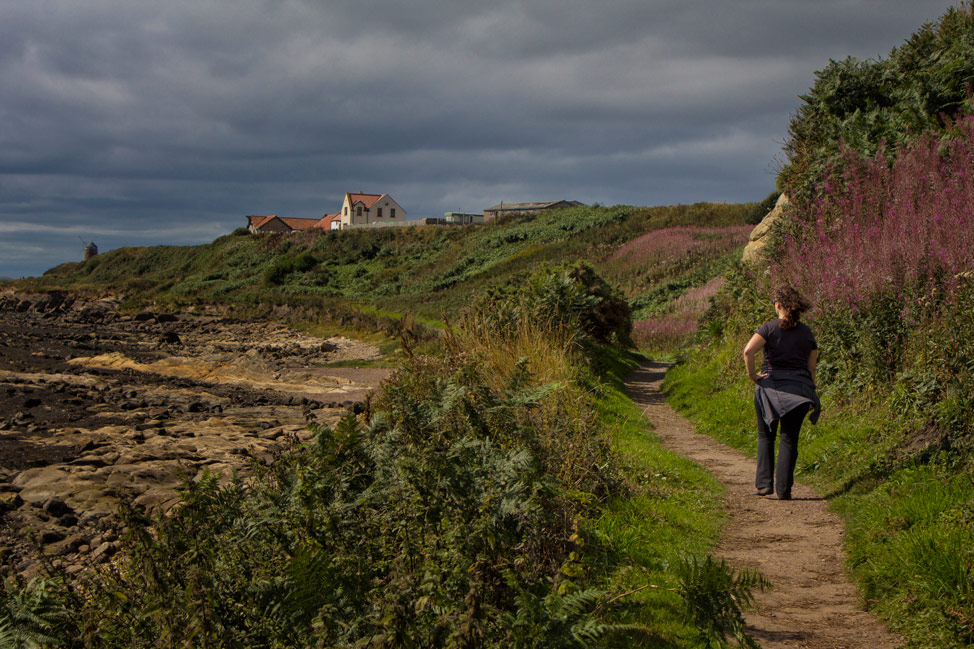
[742,193,790,265]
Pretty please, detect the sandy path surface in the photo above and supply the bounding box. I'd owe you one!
[626,361,902,649]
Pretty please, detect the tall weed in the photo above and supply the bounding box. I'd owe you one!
[605,226,750,295]
[774,118,974,313]
[633,278,726,353]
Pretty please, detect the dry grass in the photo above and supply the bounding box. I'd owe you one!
[452,314,581,391]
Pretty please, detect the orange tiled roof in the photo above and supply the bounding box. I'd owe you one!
[317,213,340,228]
[347,193,383,209]
[248,215,276,228]
[278,217,321,230]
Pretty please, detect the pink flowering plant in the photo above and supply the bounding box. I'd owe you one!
[606,225,749,353]
[606,226,752,294]
[633,277,726,352]
[768,116,974,399]
[772,117,974,313]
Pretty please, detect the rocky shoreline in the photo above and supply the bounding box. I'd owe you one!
[0,290,392,580]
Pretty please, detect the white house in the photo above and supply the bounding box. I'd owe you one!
[340,193,406,229]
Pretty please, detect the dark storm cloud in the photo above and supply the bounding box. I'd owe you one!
[0,0,962,277]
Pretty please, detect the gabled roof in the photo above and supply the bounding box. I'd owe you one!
[317,213,341,228]
[247,215,277,228]
[346,193,384,209]
[277,217,320,230]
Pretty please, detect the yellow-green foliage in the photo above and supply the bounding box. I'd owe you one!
[25,202,756,323]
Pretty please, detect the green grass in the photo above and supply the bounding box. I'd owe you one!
[23,203,756,325]
[588,347,726,646]
[663,337,974,648]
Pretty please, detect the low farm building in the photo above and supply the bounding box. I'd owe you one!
[483,200,584,220]
[246,214,341,234]
[444,212,484,225]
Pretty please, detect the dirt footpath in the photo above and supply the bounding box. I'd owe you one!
[626,362,902,649]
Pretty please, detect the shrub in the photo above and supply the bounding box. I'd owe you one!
[263,252,318,286]
[465,262,633,350]
[746,191,780,224]
[780,3,974,200]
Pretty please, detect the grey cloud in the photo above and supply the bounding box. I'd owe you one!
[0,0,961,277]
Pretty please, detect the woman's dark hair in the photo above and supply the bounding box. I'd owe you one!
[773,285,811,330]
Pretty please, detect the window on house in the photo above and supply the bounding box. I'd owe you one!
[390,208,396,218]
[357,206,362,216]
[344,206,347,215]
[377,208,383,218]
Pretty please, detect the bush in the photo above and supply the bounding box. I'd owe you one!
[780,4,974,200]
[746,191,779,224]
[464,262,633,351]
[263,252,317,285]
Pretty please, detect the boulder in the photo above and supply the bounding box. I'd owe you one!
[43,498,74,517]
[743,193,790,265]
[40,529,66,545]
[0,492,23,513]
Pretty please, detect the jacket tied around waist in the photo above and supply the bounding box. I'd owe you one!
[754,368,821,427]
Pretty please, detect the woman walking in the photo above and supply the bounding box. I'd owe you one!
[742,286,820,500]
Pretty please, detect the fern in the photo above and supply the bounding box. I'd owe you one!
[0,578,67,649]
[675,555,771,649]
[500,576,655,648]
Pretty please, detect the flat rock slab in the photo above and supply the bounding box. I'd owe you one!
[0,294,393,579]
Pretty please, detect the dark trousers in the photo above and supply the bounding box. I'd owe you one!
[755,402,810,498]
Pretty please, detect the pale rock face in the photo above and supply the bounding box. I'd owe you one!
[0,294,394,580]
[742,193,791,265]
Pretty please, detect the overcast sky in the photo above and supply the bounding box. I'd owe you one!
[0,0,961,278]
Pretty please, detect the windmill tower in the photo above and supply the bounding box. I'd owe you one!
[81,239,98,261]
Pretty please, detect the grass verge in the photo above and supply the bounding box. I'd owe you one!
[589,347,727,646]
[663,343,974,648]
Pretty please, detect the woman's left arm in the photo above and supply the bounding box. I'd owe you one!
[807,349,819,383]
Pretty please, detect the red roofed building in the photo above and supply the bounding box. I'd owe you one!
[247,215,286,233]
[276,217,320,231]
[340,193,406,229]
[246,192,406,234]
[317,213,341,231]
[247,214,342,234]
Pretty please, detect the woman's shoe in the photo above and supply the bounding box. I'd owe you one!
[754,487,774,496]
